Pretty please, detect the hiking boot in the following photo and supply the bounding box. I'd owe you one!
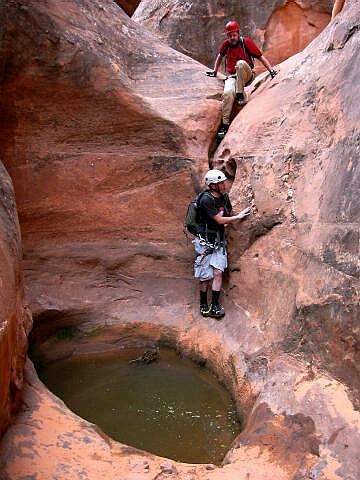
[236,92,247,105]
[200,304,211,317]
[208,304,225,319]
[217,123,229,138]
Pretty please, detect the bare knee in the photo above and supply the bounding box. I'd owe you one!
[200,280,209,292]
[213,269,222,281]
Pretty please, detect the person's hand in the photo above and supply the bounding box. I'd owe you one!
[237,207,251,220]
[269,69,277,79]
[206,70,217,77]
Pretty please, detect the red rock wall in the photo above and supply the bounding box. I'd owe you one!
[0,163,31,436]
[0,1,359,479]
[0,0,223,326]
[261,1,330,67]
[214,2,360,403]
[0,0,221,247]
[133,0,331,70]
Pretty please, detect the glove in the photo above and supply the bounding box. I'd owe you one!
[237,207,251,220]
[269,69,277,79]
[205,70,217,77]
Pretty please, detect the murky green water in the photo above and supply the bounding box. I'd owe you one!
[37,347,241,464]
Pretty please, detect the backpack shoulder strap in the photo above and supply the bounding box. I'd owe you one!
[196,190,214,224]
[197,190,212,205]
[240,35,254,69]
[240,35,245,50]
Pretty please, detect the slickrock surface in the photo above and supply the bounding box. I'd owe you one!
[0,0,359,479]
[214,0,360,408]
[0,0,222,247]
[133,0,332,70]
[1,323,360,480]
[0,163,31,436]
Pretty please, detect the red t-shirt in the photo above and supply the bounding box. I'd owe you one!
[219,37,262,74]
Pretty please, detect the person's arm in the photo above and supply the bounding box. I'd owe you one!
[206,54,223,77]
[244,38,277,79]
[212,207,251,225]
[331,0,346,20]
[259,55,277,78]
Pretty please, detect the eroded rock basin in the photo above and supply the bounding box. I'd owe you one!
[33,345,241,464]
[2,318,360,480]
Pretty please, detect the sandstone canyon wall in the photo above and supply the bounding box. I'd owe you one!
[0,163,30,436]
[0,0,226,340]
[0,0,359,479]
[133,0,332,70]
[0,0,220,248]
[214,2,360,402]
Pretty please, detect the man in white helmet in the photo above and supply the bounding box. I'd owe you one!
[194,169,251,318]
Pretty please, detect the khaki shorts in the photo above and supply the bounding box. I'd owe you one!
[193,237,228,282]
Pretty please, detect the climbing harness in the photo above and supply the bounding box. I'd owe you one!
[196,233,227,257]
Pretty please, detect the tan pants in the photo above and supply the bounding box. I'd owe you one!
[222,60,254,124]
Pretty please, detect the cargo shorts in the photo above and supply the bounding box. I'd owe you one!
[193,237,228,282]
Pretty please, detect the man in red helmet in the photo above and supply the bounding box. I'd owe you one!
[206,20,277,138]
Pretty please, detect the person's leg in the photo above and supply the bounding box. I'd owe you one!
[209,269,225,318]
[208,245,227,318]
[200,279,212,316]
[331,0,346,20]
[211,269,223,308]
[235,60,253,104]
[200,280,210,305]
[211,268,223,292]
[221,77,236,125]
[194,238,213,316]
[235,60,253,93]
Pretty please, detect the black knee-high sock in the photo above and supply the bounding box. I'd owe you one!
[200,291,208,305]
[212,290,220,306]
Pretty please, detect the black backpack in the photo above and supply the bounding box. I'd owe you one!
[184,191,208,236]
[184,191,231,236]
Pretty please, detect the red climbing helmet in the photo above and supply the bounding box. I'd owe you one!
[225,20,240,35]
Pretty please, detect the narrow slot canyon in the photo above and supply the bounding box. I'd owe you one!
[0,1,359,479]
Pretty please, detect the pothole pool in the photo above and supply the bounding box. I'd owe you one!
[35,346,242,464]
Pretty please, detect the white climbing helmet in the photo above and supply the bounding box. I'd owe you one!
[204,169,227,186]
